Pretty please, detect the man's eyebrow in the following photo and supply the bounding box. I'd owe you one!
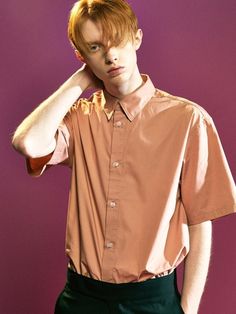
[86,41,103,45]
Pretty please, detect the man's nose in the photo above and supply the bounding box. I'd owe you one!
[104,47,118,64]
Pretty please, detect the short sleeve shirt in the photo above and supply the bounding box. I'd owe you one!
[26,74,236,283]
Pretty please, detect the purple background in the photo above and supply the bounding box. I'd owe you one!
[1,0,236,313]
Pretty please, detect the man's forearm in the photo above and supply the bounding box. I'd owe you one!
[11,65,92,158]
[181,220,212,314]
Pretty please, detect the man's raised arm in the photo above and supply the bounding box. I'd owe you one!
[12,64,100,158]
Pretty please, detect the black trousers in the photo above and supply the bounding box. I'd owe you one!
[54,268,184,314]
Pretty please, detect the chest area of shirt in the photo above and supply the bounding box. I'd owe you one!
[74,106,189,169]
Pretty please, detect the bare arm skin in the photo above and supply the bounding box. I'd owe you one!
[181,221,212,314]
[12,64,102,158]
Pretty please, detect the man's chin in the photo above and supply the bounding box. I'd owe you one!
[106,72,129,85]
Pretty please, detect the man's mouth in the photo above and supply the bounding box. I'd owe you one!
[107,66,124,73]
[107,67,125,77]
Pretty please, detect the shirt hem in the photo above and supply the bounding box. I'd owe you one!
[188,204,236,225]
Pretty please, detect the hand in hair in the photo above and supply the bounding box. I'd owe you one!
[80,63,104,90]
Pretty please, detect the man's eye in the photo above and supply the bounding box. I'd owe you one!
[89,44,100,52]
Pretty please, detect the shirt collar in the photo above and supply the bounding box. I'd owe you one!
[98,74,156,121]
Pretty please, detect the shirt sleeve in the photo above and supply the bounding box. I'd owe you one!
[26,119,73,177]
[180,110,236,225]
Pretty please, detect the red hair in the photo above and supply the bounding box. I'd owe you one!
[68,0,138,56]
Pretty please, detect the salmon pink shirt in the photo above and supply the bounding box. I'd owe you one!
[26,74,236,283]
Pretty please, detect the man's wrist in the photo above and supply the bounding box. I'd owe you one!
[70,70,89,92]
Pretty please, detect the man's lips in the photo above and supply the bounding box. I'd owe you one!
[107,66,124,73]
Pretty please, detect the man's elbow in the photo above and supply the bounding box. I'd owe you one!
[11,131,30,157]
[12,133,56,158]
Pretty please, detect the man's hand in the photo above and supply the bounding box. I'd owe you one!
[74,64,104,91]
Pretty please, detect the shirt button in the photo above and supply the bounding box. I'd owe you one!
[109,200,116,208]
[112,161,120,168]
[115,121,122,127]
[105,242,114,248]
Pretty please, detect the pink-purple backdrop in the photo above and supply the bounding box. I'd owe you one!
[1,0,236,313]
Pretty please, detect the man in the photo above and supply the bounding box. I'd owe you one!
[12,1,236,313]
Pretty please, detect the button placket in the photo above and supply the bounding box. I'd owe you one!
[102,107,126,281]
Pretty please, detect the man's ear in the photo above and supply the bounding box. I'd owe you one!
[75,50,85,63]
[134,29,143,51]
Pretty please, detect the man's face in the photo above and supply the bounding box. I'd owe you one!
[79,19,143,88]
